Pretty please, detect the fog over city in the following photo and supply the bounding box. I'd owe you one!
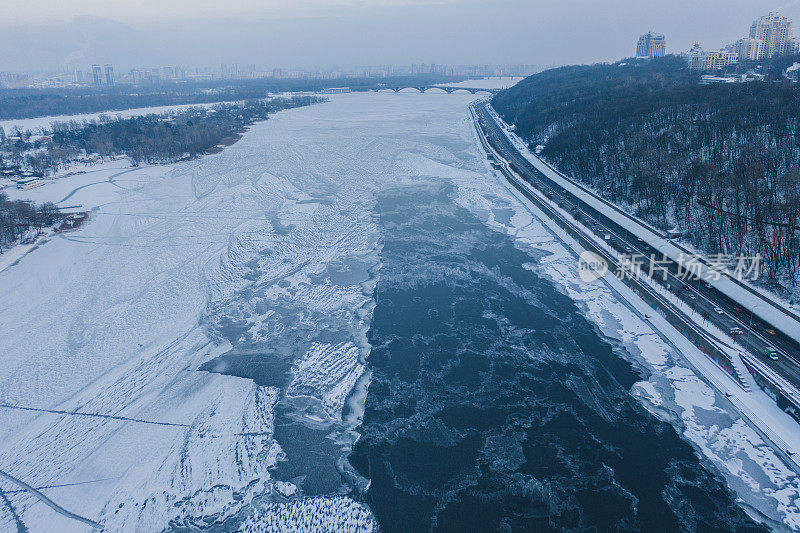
[2,0,800,71]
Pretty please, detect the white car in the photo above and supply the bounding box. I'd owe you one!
[714,307,724,315]
[730,327,743,336]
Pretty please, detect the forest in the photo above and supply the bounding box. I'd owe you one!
[492,56,800,295]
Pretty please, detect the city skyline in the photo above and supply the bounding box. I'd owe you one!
[1,1,799,73]
[2,62,539,89]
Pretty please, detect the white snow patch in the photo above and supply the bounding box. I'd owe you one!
[239,496,376,532]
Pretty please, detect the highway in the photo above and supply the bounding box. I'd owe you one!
[473,100,800,391]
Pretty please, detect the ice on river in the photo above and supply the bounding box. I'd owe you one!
[445,129,800,529]
[0,92,393,530]
[1,87,800,531]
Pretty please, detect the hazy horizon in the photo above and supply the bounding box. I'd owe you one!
[3,0,800,72]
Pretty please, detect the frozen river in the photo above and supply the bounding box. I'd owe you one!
[1,90,800,531]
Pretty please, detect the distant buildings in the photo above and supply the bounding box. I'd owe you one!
[685,12,800,71]
[748,12,797,59]
[731,37,763,61]
[637,31,666,59]
[685,44,739,71]
[104,64,114,85]
[6,62,539,89]
[88,64,116,85]
[0,72,31,89]
[92,64,102,85]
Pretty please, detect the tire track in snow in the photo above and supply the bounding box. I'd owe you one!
[0,469,103,529]
[0,404,189,428]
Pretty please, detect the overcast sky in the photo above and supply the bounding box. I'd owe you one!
[2,0,800,71]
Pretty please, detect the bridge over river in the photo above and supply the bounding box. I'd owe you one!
[358,85,501,94]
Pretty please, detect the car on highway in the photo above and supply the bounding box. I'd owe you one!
[714,307,724,315]
[766,346,781,360]
[734,307,744,314]
[730,327,744,336]
[689,295,697,300]
[766,329,777,336]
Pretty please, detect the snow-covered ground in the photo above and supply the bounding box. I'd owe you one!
[0,93,395,531]
[1,159,157,211]
[2,82,799,531]
[0,159,155,274]
[0,102,236,134]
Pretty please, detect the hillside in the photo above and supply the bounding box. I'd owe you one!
[492,56,800,297]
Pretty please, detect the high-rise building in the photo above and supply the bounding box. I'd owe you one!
[104,64,114,85]
[731,37,763,61]
[92,64,102,85]
[749,12,794,58]
[684,43,704,70]
[637,31,666,58]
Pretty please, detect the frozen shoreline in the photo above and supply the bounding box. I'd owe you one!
[0,95,385,530]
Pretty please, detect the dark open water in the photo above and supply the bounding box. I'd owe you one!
[349,182,764,532]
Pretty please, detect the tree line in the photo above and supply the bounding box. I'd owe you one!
[492,56,800,295]
[0,192,61,253]
[1,96,322,172]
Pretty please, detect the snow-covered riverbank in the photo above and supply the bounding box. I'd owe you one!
[0,102,236,134]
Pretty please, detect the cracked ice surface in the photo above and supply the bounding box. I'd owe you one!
[3,86,798,531]
[0,91,491,531]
